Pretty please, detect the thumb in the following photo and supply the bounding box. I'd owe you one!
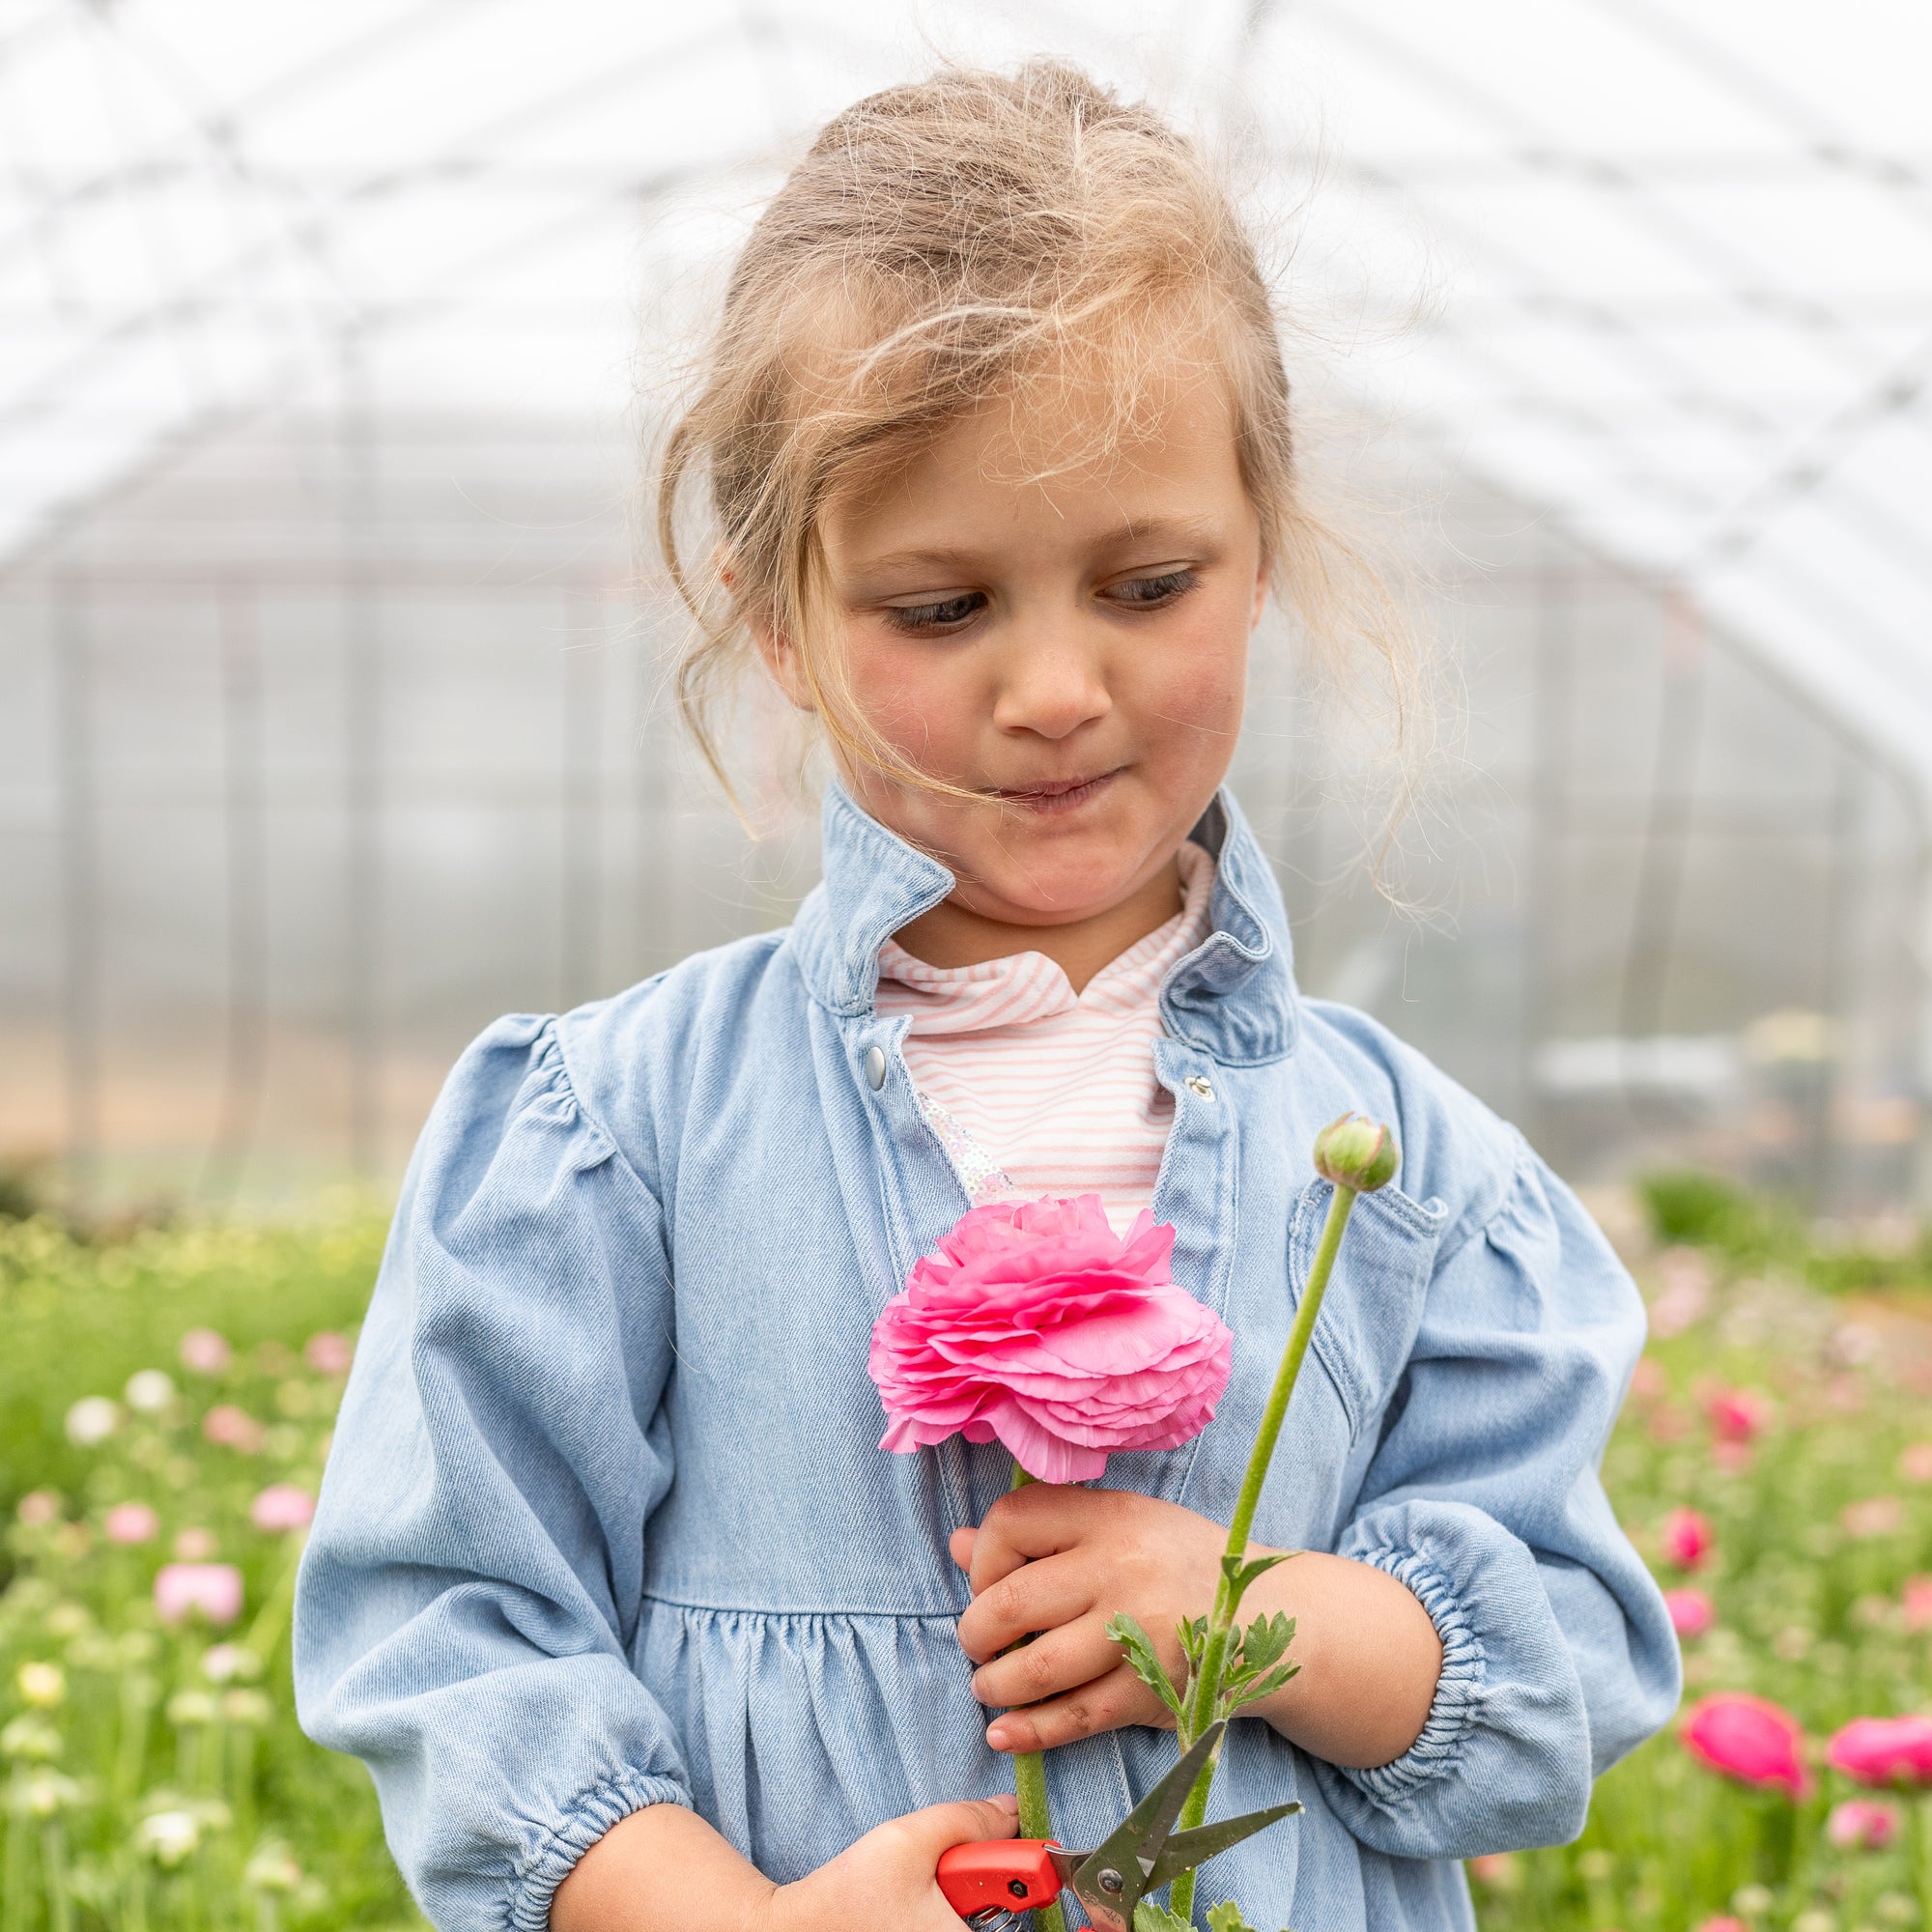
[898,1792,1020,1860]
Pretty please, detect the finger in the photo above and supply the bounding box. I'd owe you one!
[888,1793,1020,1861]
[955,1550,1096,1663]
[948,1525,976,1572]
[968,1612,1123,1712]
[967,1484,1115,1597]
[986,1662,1167,1753]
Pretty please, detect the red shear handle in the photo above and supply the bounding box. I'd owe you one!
[935,1841,1062,1916]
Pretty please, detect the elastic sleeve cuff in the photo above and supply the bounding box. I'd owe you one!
[1343,1539,1487,1804]
[507,1771,691,1932]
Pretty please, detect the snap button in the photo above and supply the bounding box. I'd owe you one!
[864,1044,888,1091]
[1182,1073,1215,1102]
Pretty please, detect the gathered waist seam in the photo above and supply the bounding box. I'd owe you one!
[642,1590,964,1623]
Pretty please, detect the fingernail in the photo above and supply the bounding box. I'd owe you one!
[987,1724,1012,1750]
[991,1792,1018,1814]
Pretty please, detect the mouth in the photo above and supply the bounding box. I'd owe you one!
[987,769,1123,813]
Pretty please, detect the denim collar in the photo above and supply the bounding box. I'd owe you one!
[789,781,1298,1065]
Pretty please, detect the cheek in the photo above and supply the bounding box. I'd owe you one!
[1127,600,1249,743]
[838,631,979,755]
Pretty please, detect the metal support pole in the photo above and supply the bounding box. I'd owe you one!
[560,586,602,1009]
[201,580,269,1207]
[54,576,99,1216]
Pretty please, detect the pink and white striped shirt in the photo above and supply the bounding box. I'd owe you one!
[876,842,1214,1232]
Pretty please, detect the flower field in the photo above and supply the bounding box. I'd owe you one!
[1,1187,1930,1932]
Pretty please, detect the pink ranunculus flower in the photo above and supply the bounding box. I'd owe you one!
[1899,1441,1932,1484]
[868,1196,1233,1485]
[103,1502,160,1546]
[1695,1918,1748,1932]
[1703,1386,1772,1443]
[250,1485,314,1534]
[1681,1692,1810,1798]
[154,1563,244,1628]
[1826,1797,1900,1849]
[304,1331,353,1376]
[1663,1587,1715,1639]
[1660,1506,1716,1571]
[202,1406,266,1453]
[1825,1715,1932,1787]
[179,1328,232,1375]
[1901,1576,1932,1634]
[1840,1494,1904,1539]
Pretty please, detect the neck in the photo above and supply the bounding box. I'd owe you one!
[893,858,1183,996]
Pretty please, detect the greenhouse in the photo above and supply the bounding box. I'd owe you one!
[3,7,1932,1932]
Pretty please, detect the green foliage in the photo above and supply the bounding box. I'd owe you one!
[1133,1903,1194,1932]
[1219,1611,1298,1718]
[1107,1613,1186,1723]
[1638,1170,1772,1253]
[1473,1246,1932,1931]
[1204,1902,1272,1932]
[0,1208,416,1932]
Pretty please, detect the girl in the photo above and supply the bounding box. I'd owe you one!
[294,63,1678,1932]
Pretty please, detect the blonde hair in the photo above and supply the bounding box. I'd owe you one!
[656,59,1417,813]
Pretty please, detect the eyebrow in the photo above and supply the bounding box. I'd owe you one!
[849,515,1228,580]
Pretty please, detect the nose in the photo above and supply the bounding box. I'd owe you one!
[988,621,1112,742]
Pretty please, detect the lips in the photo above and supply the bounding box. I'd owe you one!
[989,769,1122,809]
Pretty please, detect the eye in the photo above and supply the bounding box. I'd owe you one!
[881,591,987,635]
[1104,568,1198,609]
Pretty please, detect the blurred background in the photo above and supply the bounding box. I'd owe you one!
[3,0,1931,1221]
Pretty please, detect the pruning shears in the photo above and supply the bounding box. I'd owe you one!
[934,1723,1300,1932]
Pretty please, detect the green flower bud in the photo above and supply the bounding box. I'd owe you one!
[1312,1113,1400,1193]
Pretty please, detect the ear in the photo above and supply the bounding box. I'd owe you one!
[721,549,815,714]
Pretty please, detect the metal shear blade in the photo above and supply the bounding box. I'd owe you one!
[1060,1721,1300,1932]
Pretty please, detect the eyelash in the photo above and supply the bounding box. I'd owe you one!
[880,569,1199,636]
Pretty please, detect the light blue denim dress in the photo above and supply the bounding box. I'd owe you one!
[294,784,1680,1932]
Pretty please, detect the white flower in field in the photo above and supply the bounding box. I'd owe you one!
[199,1643,260,1684]
[1791,1913,1837,1932]
[221,1690,272,1726]
[64,1397,120,1446]
[16,1662,65,1707]
[125,1369,176,1412]
[1,1716,61,1761]
[243,1842,302,1893]
[24,1772,81,1818]
[44,1603,91,1639]
[165,1690,217,1728]
[135,1810,201,1866]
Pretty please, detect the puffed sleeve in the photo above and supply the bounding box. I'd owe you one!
[294,1014,689,1932]
[1308,1141,1681,1859]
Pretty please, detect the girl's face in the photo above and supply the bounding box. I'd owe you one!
[779,366,1265,933]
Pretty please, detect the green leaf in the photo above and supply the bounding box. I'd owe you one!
[1218,1550,1301,1611]
[1205,1901,1263,1932]
[1241,1612,1296,1675]
[1179,1614,1209,1664]
[1135,1904,1195,1932]
[1106,1613,1185,1719]
[1222,1658,1300,1715]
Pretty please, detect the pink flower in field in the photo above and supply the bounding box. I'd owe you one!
[1840,1494,1904,1539]
[1660,1507,1716,1571]
[304,1331,353,1376]
[1695,1918,1747,1932]
[249,1485,314,1534]
[1663,1587,1715,1639]
[1712,1440,1753,1475]
[104,1503,159,1545]
[179,1328,231,1375]
[1465,1853,1515,1889]
[202,1406,265,1453]
[1681,1692,1810,1798]
[16,1491,59,1526]
[174,1527,217,1560]
[1825,1715,1932,1787]
[868,1196,1233,1485]
[1899,1441,1932,1484]
[1703,1386,1772,1443]
[154,1563,243,1627]
[1901,1576,1932,1634]
[1629,1356,1667,1403]
[1826,1797,1900,1849]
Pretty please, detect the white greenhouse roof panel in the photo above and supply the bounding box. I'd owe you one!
[0,0,1927,787]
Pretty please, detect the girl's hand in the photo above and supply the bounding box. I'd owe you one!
[951,1484,1228,1751]
[951,1484,1443,1768]
[766,1793,1020,1932]
[554,1794,1017,1932]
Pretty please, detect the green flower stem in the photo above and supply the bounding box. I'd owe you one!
[1168,1179,1361,1923]
[1006,1463,1068,1932]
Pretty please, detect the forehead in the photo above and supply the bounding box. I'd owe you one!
[820,356,1246,561]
